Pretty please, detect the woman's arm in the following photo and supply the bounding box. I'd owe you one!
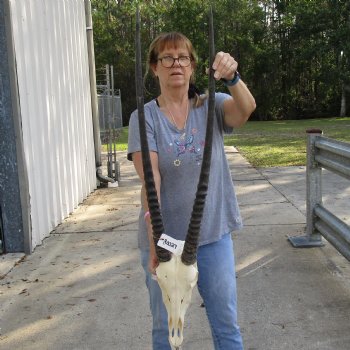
[212,51,256,128]
[223,79,256,128]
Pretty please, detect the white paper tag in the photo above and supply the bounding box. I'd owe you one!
[157,234,184,256]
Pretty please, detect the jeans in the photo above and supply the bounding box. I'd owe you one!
[141,233,244,350]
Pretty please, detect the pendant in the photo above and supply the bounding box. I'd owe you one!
[174,159,181,167]
[179,132,186,140]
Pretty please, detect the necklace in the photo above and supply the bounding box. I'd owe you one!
[164,99,189,140]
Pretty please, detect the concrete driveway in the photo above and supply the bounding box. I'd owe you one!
[0,148,349,349]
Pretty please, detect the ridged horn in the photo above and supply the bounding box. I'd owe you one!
[181,6,216,265]
[135,7,171,262]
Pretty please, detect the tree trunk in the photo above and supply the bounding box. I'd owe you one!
[340,84,347,117]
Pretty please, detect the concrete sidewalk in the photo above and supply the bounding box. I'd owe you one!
[1,147,350,350]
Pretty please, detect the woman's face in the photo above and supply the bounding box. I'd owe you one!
[152,45,194,91]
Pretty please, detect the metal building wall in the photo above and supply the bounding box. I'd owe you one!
[9,0,96,250]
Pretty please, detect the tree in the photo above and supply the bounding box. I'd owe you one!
[90,0,350,122]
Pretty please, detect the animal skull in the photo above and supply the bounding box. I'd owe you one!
[156,255,198,348]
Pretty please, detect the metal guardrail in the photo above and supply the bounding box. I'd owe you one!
[288,129,350,261]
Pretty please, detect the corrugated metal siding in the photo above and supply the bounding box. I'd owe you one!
[9,0,96,250]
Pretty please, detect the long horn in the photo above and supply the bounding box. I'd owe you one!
[181,5,216,265]
[135,7,171,262]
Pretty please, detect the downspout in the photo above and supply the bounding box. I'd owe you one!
[84,0,114,184]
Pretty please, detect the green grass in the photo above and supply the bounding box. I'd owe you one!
[108,117,350,167]
[101,127,129,152]
[225,117,350,167]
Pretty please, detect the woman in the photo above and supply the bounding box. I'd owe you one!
[128,32,255,350]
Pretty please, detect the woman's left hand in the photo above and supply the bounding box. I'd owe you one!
[212,51,238,81]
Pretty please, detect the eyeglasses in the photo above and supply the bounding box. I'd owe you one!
[158,55,192,68]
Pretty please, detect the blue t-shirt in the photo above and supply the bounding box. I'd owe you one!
[128,92,243,249]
